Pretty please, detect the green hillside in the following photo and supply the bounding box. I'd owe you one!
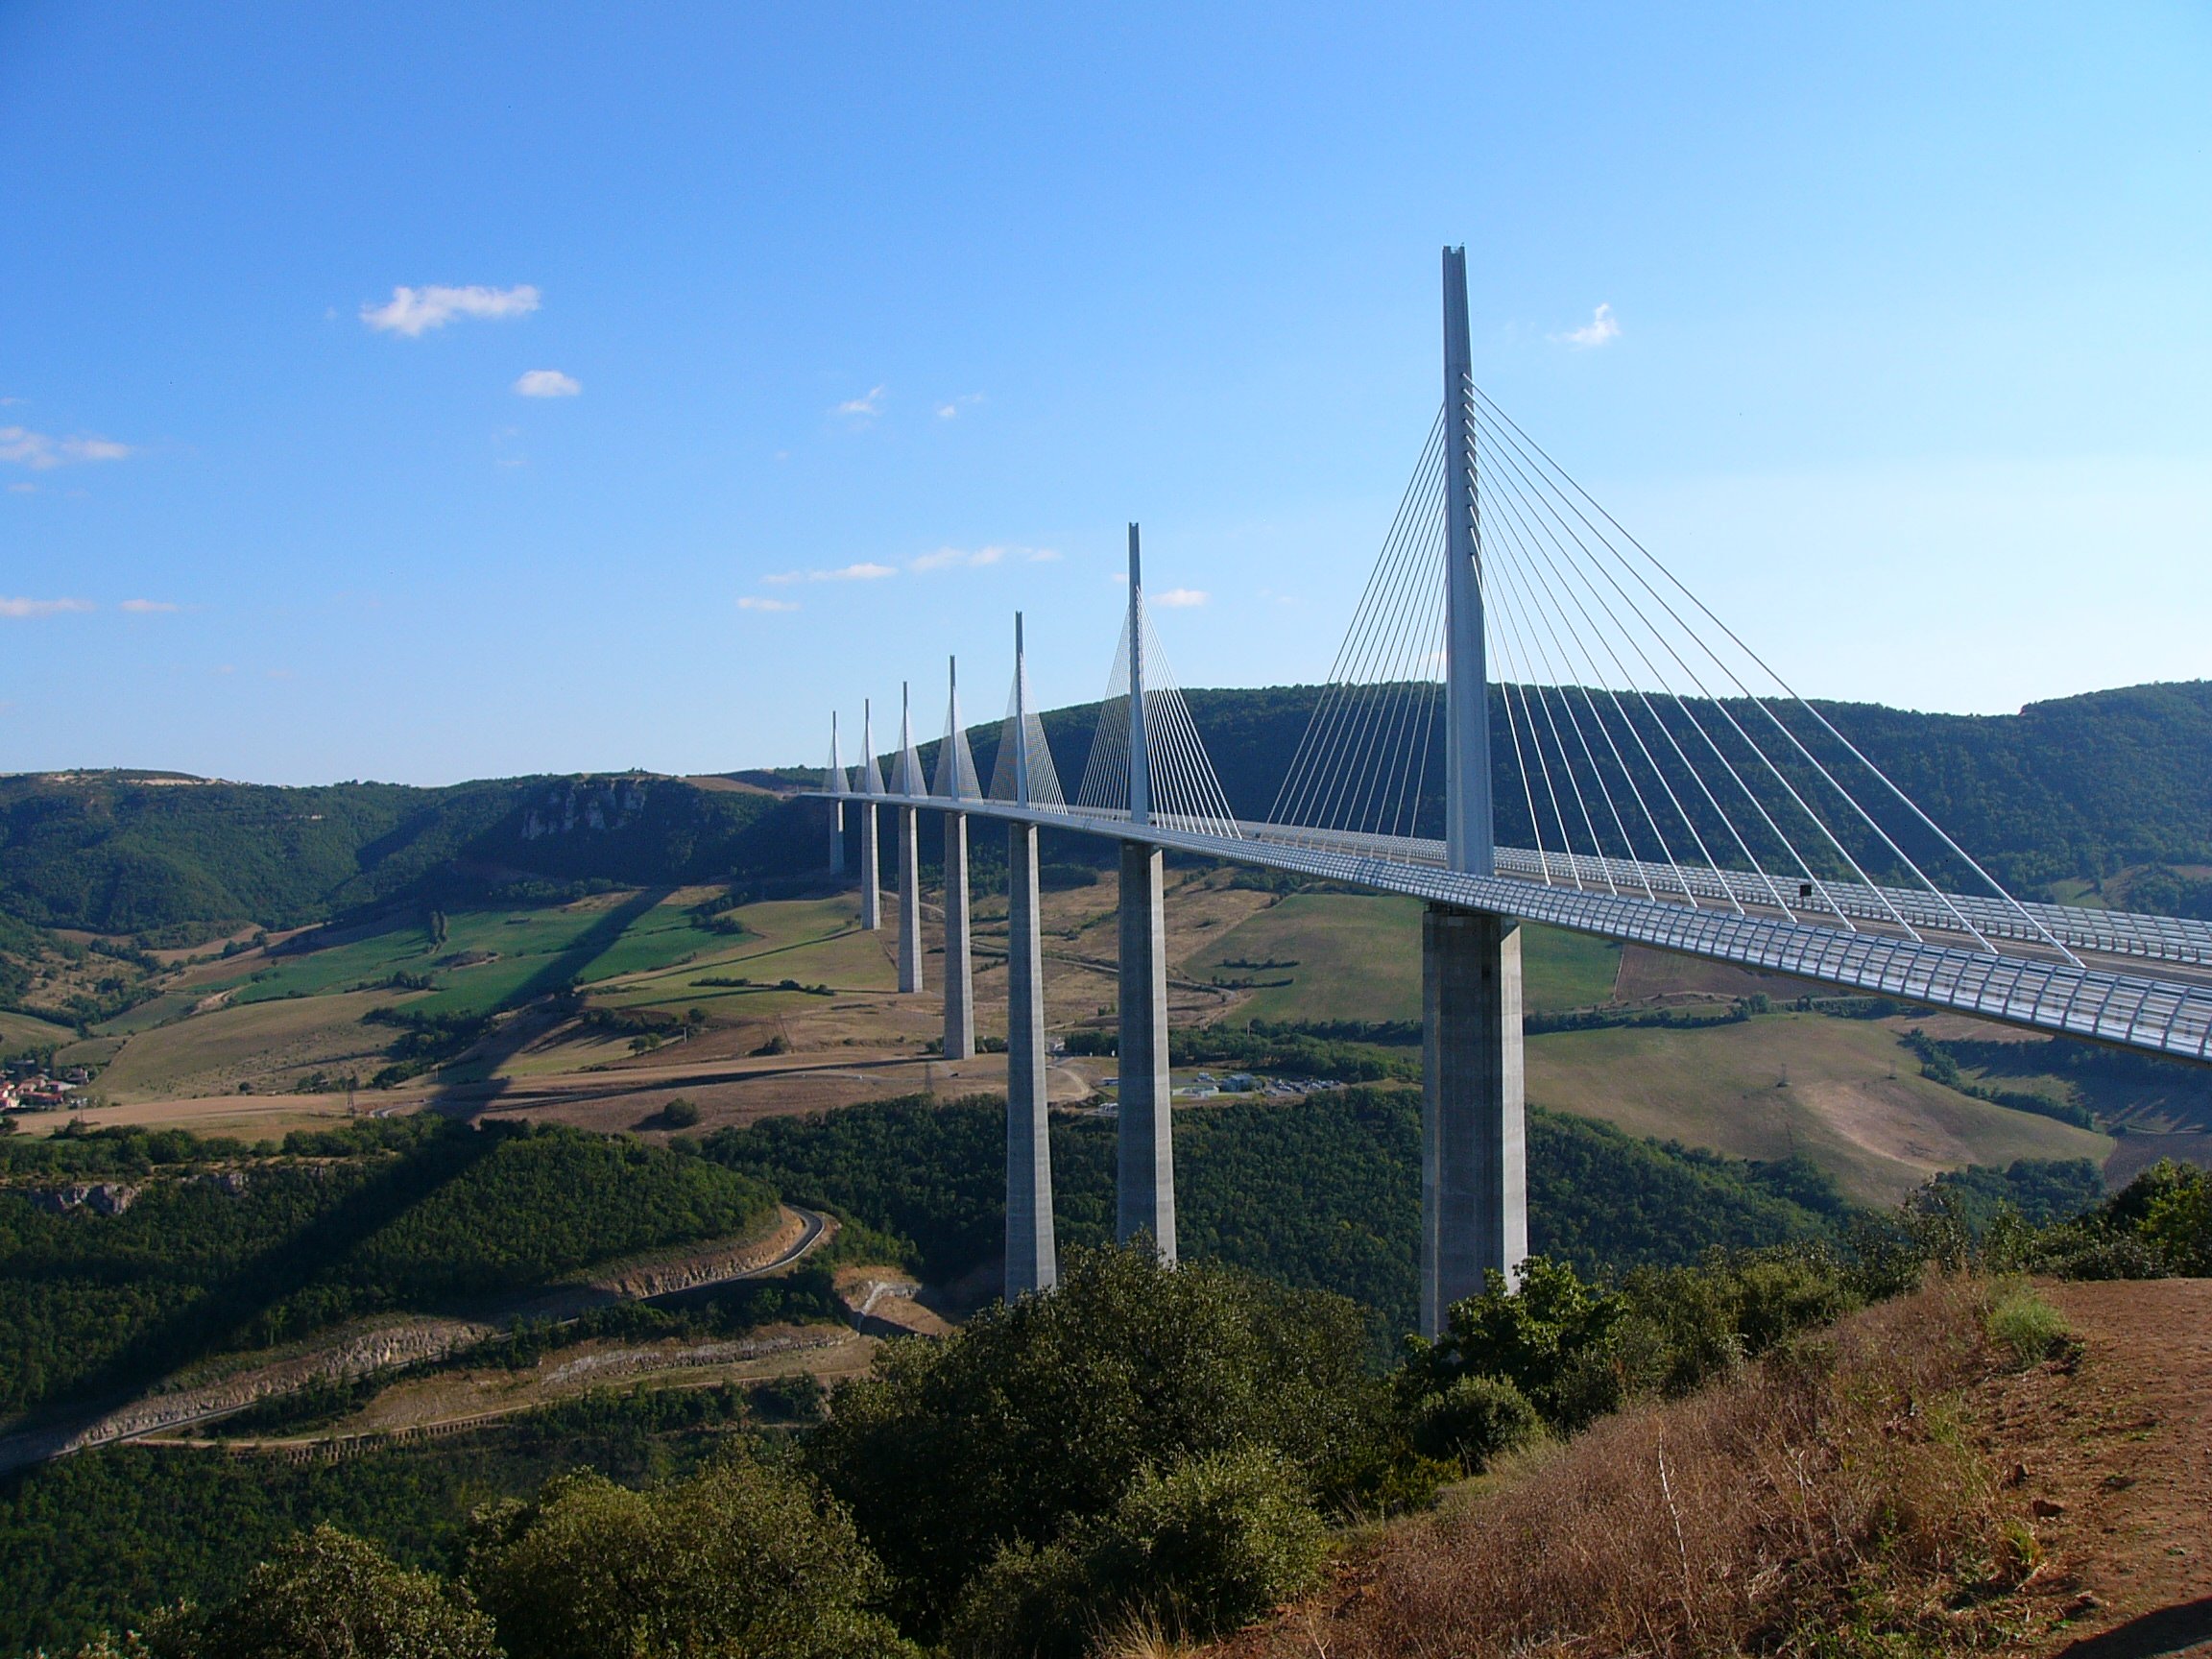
[0,771,789,943]
[8,679,2212,960]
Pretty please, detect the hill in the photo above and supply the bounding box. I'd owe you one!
[0,770,795,946]
[8,679,2212,961]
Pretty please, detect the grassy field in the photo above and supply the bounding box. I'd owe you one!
[1187,894,1620,1023]
[135,889,740,1021]
[586,897,896,1013]
[90,990,399,1101]
[0,1008,76,1053]
[1527,1011,2113,1205]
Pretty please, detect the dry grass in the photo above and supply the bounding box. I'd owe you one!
[1222,1279,2028,1659]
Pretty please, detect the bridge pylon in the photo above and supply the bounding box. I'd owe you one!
[1118,525,1176,1262]
[1422,245,1527,1331]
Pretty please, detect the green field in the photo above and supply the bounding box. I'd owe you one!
[71,890,787,1099]
[586,896,892,1013]
[1188,894,1619,1023]
[0,1008,76,1054]
[1527,1012,2113,1205]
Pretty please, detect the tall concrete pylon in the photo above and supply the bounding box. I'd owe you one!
[941,658,974,1061]
[897,683,924,995]
[1421,244,1527,1334]
[858,699,881,931]
[1117,524,1175,1262]
[827,711,848,876]
[1004,614,1057,1299]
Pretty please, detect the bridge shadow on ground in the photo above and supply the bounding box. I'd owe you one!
[423,886,674,1122]
[2056,1598,2212,1659]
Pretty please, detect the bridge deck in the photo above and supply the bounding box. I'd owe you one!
[824,790,2212,1066]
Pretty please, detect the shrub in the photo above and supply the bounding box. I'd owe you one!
[1087,1447,1330,1636]
[805,1245,1386,1631]
[147,1525,498,1659]
[1410,1375,1541,1472]
[949,1448,1328,1658]
[468,1456,914,1659]
[659,1097,701,1129]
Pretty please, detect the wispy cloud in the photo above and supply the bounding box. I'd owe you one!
[934,393,985,421]
[513,369,580,397]
[911,544,1006,572]
[834,385,886,422]
[0,426,132,469]
[737,595,800,613]
[765,562,899,586]
[0,596,94,618]
[1152,588,1209,609]
[120,598,180,613]
[911,543,1059,572]
[1559,302,1621,349]
[361,283,541,337]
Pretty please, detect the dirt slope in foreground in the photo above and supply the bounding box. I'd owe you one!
[1213,1278,2212,1659]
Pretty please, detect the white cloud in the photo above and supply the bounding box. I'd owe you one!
[934,393,985,421]
[761,563,898,587]
[7,483,33,494]
[911,544,1010,572]
[361,283,541,337]
[514,369,581,397]
[1,596,94,618]
[834,385,886,421]
[1026,547,1062,563]
[1560,302,1621,349]
[1152,588,1209,608]
[120,598,180,613]
[738,595,800,613]
[0,426,132,469]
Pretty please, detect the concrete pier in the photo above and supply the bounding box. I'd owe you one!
[858,804,881,931]
[898,806,924,994]
[829,801,846,875]
[1419,905,1527,1335]
[1005,822,1057,1298]
[942,811,974,1059]
[1117,841,1175,1261]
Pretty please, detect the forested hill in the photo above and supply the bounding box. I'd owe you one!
[0,772,796,942]
[6,678,2210,947]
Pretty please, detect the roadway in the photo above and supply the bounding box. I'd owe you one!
[830,790,2212,1066]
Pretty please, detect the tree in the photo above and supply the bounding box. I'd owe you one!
[146,1525,498,1659]
[805,1244,1382,1630]
[469,1455,915,1659]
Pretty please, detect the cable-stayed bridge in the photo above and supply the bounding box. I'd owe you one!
[811,250,2211,1331]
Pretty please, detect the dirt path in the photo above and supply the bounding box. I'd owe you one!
[2006,1279,2212,1657]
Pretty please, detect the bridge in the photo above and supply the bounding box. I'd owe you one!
[810,249,2212,1333]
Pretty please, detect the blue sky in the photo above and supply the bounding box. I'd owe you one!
[4,3,2207,785]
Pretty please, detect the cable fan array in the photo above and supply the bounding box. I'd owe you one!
[985,637,1068,809]
[1268,385,2074,961]
[1074,593,1240,838]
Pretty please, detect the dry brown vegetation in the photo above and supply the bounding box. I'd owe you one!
[1218,1278,2043,1659]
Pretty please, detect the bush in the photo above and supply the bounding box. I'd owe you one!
[469,1456,915,1659]
[1087,1447,1330,1636]
[147,1525,499,1659]
[1410,1375,1541,1472]
[805,1245,1388,1632]
[658,1097,701,1129]
[949,1447,1328,1658]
